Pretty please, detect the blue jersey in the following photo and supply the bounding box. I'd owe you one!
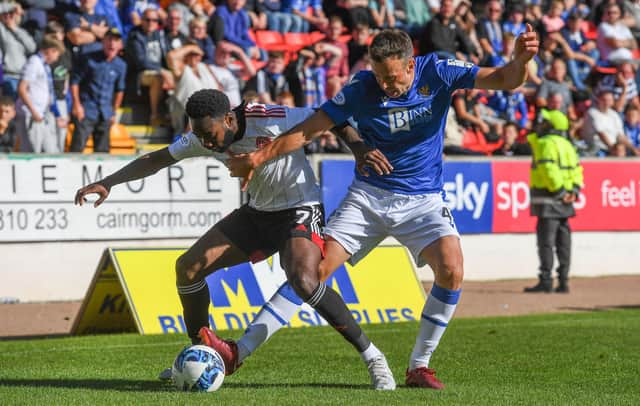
[320,55,479,194]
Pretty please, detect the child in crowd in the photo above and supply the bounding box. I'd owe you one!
[0,96,17,152]
[623,105,640,151]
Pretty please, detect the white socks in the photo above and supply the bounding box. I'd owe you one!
[409,284,461,370]
[237,283,303,363]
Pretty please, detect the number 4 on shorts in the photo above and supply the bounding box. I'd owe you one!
[441,207,455,228]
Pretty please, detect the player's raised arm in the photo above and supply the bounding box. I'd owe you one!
[474,23,539,90]
[227,109,335,180]
[74,147,178,207]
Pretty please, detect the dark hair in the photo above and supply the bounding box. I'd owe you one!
[0,95,15,107]
[185,89,230,120]
[368,29,413,63]
[39,36,64,52]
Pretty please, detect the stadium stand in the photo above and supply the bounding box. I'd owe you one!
[0,0,639,157]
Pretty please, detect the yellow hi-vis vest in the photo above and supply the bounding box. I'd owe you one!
[528,131,584,217]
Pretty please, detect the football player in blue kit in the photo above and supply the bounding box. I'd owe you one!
[212,26,539,389]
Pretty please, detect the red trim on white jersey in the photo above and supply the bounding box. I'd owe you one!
[245,104,286,118]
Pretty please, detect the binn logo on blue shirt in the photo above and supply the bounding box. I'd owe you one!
[388,106,433,133]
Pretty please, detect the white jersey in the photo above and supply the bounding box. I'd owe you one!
[168,103,321,212]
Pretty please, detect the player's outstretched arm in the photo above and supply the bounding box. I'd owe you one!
[227,109,335,180]
[334,124,393,176]
[74,147,178,207]
[475,23,539,91]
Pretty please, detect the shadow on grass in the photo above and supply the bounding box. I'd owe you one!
[0,379,371,391]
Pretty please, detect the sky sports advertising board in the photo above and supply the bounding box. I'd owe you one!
[0,155,240,242]
[321,159,640,233]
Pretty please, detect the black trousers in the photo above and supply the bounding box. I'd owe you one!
[70,116,110,153]
[536,217,571,282]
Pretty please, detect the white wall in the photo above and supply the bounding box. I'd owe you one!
[1,232,638,302]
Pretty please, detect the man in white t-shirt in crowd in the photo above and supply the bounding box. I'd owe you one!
[166,40,255,131]
[581,89,638,156]
[597,2,638,63]
[16,37,65,153]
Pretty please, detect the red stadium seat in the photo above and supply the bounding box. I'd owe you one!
[580,20,598,40]
[255,30,289,52]
[284,32,310,52]
[308,31,326,43]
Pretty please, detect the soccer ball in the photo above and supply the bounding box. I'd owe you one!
[172,345,225,392]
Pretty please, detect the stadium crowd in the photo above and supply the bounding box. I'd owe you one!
[0,0,639,157]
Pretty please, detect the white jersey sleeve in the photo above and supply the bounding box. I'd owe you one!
[168,132,218,160]
[232,103,321,211]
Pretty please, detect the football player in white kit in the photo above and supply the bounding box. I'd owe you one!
[74,89,395,390]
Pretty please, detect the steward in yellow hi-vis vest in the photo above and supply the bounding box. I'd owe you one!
[525,109,584,294]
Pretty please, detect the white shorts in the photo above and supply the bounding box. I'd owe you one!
[325,179,460,267]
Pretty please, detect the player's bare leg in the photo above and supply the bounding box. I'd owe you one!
[175,225,248,344]
[406,235,464,389]
[159,225,248,380]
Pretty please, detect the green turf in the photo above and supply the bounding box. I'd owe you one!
[1,309,639,405]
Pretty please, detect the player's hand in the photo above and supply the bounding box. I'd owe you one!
[226,151,257,191]
[75,182,111,207]
[514,23,539,62]
[351,143,393,176]
[562,192,576,204]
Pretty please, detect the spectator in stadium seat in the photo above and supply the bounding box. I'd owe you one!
[476,0,504,65]
[211,40,254,104]
[188,16,215,64]
[246,50,289,104]
[452,88,502,144]
[95,0,124,38]
[525,109,583,293]
[285,44,327,108]
[70,28,126,153]
[16,37,64,153]
[347,22,370,70]
[44,22,72,153]
[64,0,109,58]
[624,104,640,151]
[502,3,526,37]
[541,0,566,34]
[556,10,599,92]
[624,0,640,41]
[120,0,166,36]
[169,0,212,37]
[493,121,531,156]
[392,0,431,38]
[418,0,477,62]
[215,0,261,60]
[125,8,172,126]
[594,61,640,113]
[0,96,17,152]
[321,15,350,98]
[369,0,396,29]
[581,89,637,156]
[167,40,249,130]
[287,0,328,33]
[244,0,267,30]
[536,58,576,120]
[262,0,290,33]
[597,2,638,63]
[165,7,189,51]
[0,2,37,98]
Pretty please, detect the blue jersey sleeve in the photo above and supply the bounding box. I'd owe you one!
[319,74,364,126]
[435,59,479,92]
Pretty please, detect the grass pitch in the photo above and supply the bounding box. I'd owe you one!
[1,309,639,405]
